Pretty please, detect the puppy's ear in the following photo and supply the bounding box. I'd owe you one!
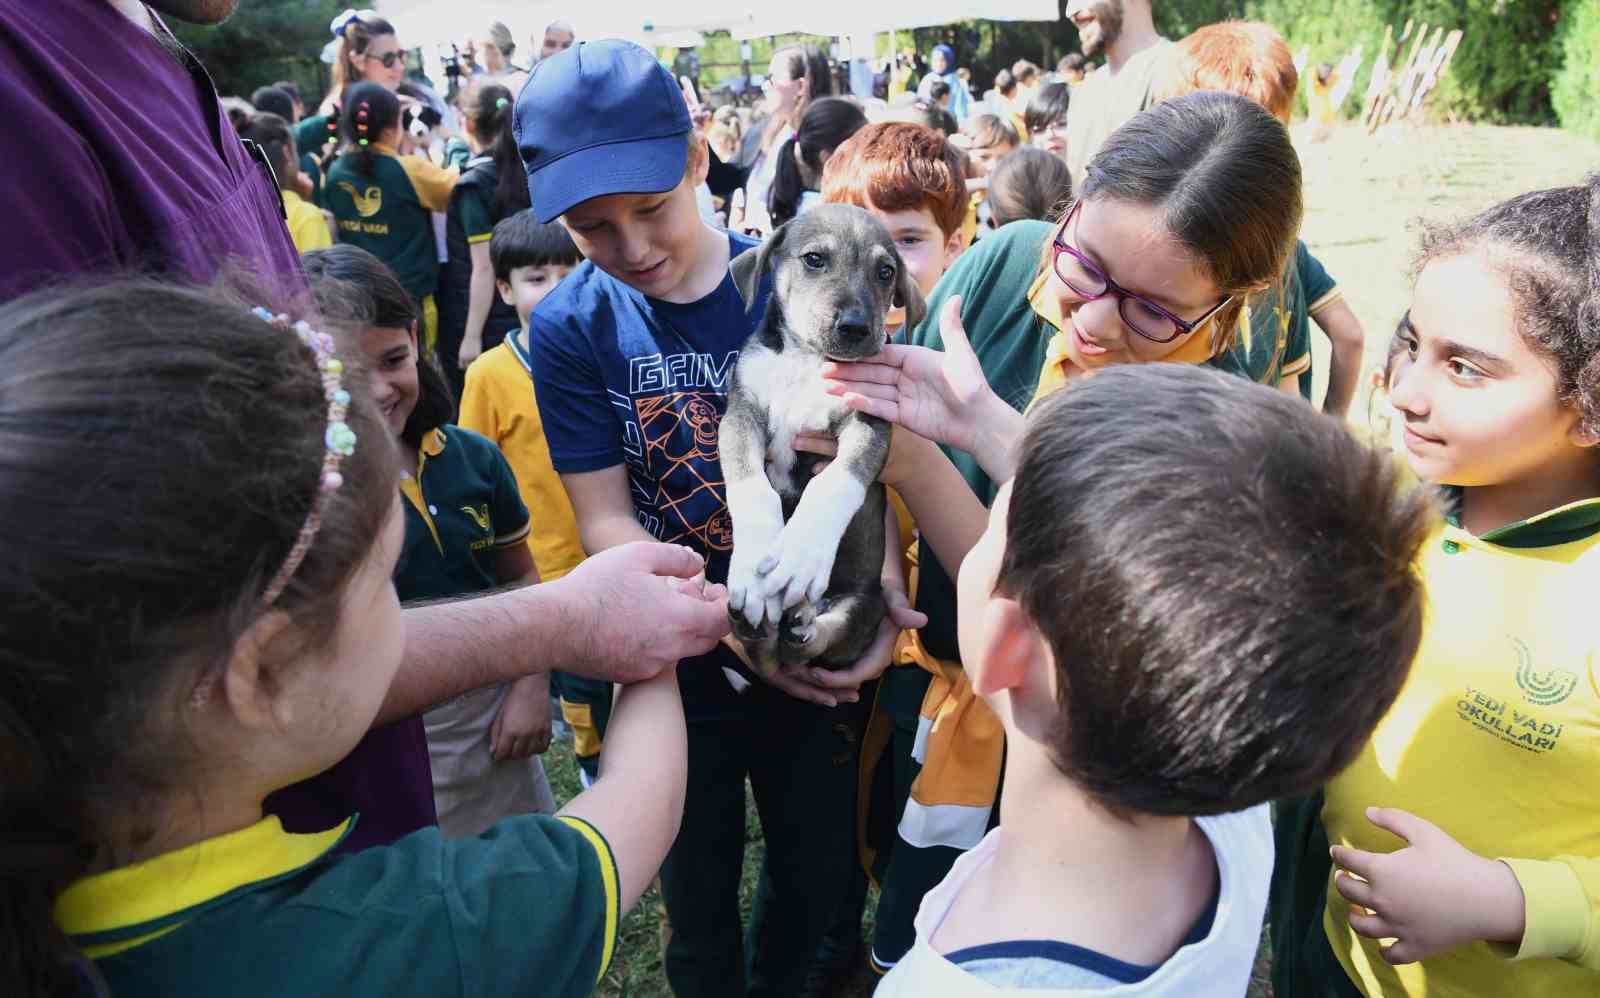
[892,254,928,332]
[730,224,786,313]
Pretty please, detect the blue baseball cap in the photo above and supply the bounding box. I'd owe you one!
[515,40,692,223]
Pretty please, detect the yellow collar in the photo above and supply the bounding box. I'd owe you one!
[418,427,447,459]
[56,815,353,956]
[400,428,450,552]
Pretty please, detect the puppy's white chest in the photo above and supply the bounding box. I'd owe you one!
[739,349,848,486]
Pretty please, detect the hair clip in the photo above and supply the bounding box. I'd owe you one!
[330,8,361,38]
[249,307,358,606]
[496,97,510,110]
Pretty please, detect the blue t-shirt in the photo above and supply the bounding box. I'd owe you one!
[527,231,769,716]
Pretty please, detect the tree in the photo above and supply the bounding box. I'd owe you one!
[171,0,342,101]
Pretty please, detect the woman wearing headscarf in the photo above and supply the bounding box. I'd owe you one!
[917,44,972,122]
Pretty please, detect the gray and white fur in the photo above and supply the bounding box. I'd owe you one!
[721,204,928,675]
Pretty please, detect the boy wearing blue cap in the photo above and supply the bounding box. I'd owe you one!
[516,40,909,998]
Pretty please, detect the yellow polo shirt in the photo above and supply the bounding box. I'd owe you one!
[1323,497,1600,996]
[283,188,331,255]
[458,329,585,581]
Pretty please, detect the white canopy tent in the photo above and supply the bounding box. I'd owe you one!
[376,0,1058,53]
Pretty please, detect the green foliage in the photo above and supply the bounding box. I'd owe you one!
[171,0,342,102]
[1245,0,1563,125]
[1553,0,1600,139]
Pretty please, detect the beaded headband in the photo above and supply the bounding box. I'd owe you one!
[252,308,358,606]
[356,100,371,147]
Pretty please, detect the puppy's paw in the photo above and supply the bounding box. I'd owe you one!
[759,527,837,612]
[730,603,769,645]
[778,602,816,647]
[728,523,784,629]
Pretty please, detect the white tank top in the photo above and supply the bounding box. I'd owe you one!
[875,806,1273,996]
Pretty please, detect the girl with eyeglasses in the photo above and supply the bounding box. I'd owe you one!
[794,90,1303,972]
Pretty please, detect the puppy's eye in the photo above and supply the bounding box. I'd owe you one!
[801,252,826,270]
[877,263,895,282]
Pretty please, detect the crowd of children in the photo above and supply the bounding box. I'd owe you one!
[2,5,1598,998]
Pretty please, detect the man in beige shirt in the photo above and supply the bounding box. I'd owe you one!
[1063,0,1172,189]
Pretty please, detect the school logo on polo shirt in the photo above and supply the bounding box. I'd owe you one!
[1513,637,1578,706]
[462,503,492,533]
[337,182,383,218]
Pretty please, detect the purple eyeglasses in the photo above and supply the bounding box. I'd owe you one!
[1051,201,1233,344]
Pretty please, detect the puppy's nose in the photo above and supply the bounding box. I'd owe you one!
[834,309,872,341]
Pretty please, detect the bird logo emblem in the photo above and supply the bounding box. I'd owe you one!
[337,182,383,218]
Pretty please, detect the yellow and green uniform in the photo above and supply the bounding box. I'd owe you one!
[865,219,1254,970]
[325,144,457,348]
[293,113,337,207]
[283,188,330,255]
[1219,239,1318,390]
[458,332,612,784]
[397,425,530,600]
[55,812,621,997]
[1274,491,1600,998]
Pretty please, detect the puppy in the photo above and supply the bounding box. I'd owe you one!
[722,205,927,676]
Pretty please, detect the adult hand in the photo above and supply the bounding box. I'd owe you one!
[1330,807,1526,965]
[822,295,999,456]
[489,675,553,760]
[558,542,731,685]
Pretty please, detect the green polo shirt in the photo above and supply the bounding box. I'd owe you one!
[59,813,621,998]
[293,114,337,207]
[325,146,457,302]
[458,182,496,246]
[1221,239,1315,390]
[397,425,530,602]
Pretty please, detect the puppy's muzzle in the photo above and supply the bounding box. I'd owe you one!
[826,307,880,359]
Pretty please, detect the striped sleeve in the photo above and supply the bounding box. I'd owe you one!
[557,816,622,982]
[1296,244,1343,317]
[446,814,623,996]
[398,155,461,213]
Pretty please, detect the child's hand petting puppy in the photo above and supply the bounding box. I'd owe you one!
[1331,806,1526,965]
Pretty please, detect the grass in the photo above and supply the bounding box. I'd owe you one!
[544,121,1600,998]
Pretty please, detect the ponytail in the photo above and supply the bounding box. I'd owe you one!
[340,82,400,177]
[1,716,98,998]
[767,136,805,229]
[465,83,513,150]
[768,97,868,228]
[492,100,530,217]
